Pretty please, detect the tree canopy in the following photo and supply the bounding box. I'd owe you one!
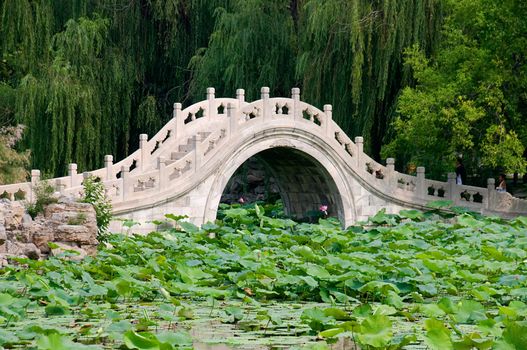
[382,0,527,181]
[0,0,525,181]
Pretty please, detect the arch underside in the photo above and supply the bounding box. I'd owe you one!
[252,148,342,219]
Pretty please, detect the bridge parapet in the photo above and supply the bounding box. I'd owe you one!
[1,87,526,223]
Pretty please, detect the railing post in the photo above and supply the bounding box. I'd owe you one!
[261,87,270,122]
[30,169,40,202]
[121,166,129,200]
[104,155,113,180]
[158,156,167,191]
[416,166,425,199]
[386,158,395,188]
[139,134,148,171]
[227,103,237,136]
[207,87,215,119]
[68,163,77,187]
[236,89,245,108]
[323,104,332,137]
[447,172,456,203]
[173,102,182,139]
[292,87,300,121]
[487,178,496,210]
[355,136,363,169]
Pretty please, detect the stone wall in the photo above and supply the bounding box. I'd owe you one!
[0,198,98,264]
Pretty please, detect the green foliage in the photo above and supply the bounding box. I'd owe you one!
[1,1,444,177]
[0,202,526,347]
[81,176,112,238]
[25,181,57,219]
[1,0,227,176]
[67,212,86,225]
[383,0,527,179]
[0,125,29,185]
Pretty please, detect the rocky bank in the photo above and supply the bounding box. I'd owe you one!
[0,197,98,264]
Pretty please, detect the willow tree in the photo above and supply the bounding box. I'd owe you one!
[297,0,443,158]
[189,0,297,100]
[191,0,443,158]
[1,0,229,176]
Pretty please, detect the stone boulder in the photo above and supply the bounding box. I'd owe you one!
[0,197,98,262]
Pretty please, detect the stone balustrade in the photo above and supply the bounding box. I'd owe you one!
[0,87,525,231]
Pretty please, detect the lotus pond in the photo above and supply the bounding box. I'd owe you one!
[1,201,527,349]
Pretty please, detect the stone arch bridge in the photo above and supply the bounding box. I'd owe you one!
[1,88,526,233]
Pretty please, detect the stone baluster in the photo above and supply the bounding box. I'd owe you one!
[416,166,425,199]
[55,179,66,194]
[121,166,129,200]
[104,155,113,180]
[68,163,78,187]
[173,102,182,139]
[354,137,363,169]
[207,87,215,119]
[139,134,148,171]
[487,178,496,210]
[158,156,167,191]
[261,86,270,121]
[447,172,456,203]
[236,88,245,108]
[386,158,395,188]
[227,103,237,136]
[324,104,332,137]
[30,169,40,202]
[292,87,300,121]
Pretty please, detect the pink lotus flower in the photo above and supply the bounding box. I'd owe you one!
[319,205,328,215]
[238,197,245,204]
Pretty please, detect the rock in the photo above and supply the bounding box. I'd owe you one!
[3,202,24,230]
[51,242,87,261]
[23,243,41,260]
[6,241,41,259]
[55,225,98,245]
[21,214,33,224]
[0,199,98,261]
[32,229,54,253]
[0,225,6,245]
[247,174,264,184]
[80,244,98,256]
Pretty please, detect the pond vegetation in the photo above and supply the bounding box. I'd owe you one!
[0,201,527,349]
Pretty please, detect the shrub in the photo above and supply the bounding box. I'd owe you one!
[26,181,58,219]
[81,176,112,239]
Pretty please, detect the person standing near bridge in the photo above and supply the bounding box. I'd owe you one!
[455,158,466,185]
[496,174,507,192]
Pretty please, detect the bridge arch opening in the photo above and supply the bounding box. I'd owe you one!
[219,147,344,222]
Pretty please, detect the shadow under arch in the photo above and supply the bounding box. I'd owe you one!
[204,132,356,227]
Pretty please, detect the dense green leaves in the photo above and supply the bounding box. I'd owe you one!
[0,203,526,348]
[383,0,527,179]
[1,0,444,176]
